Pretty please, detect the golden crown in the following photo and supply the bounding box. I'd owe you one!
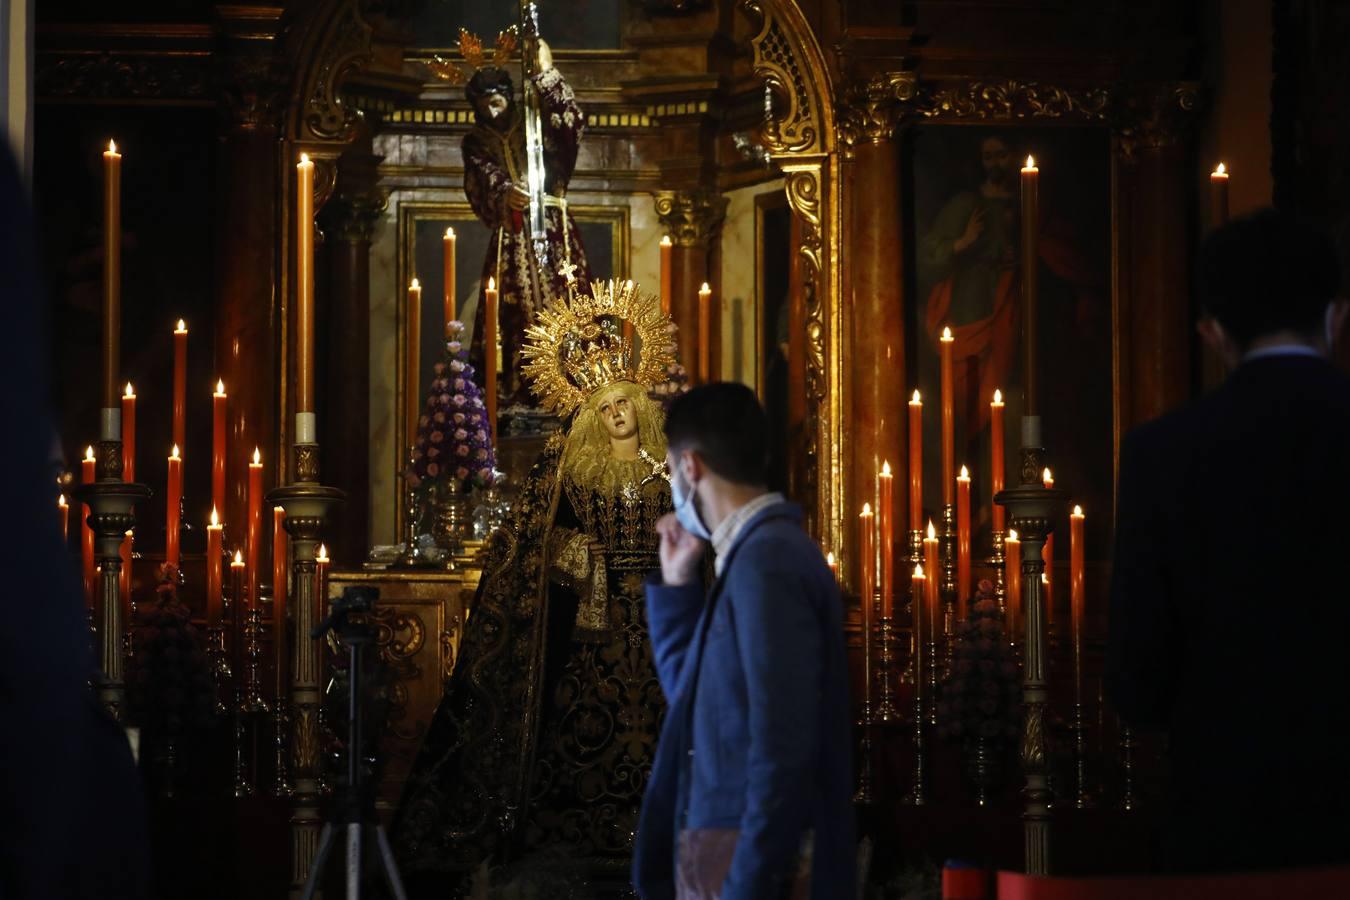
[522,273,676,417]
[427,27,518,85]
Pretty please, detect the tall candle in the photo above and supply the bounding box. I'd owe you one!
[406,277,423,449]
[940,326,955,505]
[443,227,457,333]
[1042,467,1054,625]
[698,282,712,383]
[230,550,245,677]
[166,445,182,568]
[923,521,939,633]
[878,462,894,619]
[59,493,69,544]
[1006,529,1022,637]
[247,448,263,610]
[912,564,926,681]
[273,505,288,699]
[122,382,136,482]
[81,447,95,604]
[172,320,187,452]
[659,235,672,316]
[316,543,330,611]
[119,529,133,626]
[991,389,1006,532]
[1070,505,1085,655]
[1020,156,1040,416]
[859,504,875,610]
[956,465,971,616]
[1210,163,1229,228]
[908,391,923,532]
[485,277,499,434]
[101,141,122,418]
[296,154,316,422]
[206,507,223,629]
[212,380,227,518]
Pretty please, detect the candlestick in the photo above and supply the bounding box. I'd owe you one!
[173,320,187,453]
[991,389,1006,533]
[273,505,288,700]
[879,462,894,619]
[1006,529,1021,642]
[1071,502,1090,807]
[904,563,927,806]
[698,282,712,383]
[229,549,251,796]
[59,493,69,544]
[659,235,672,316]
[855,505,876,802]
[443,227,457,333]
[119,529,133,636]
[82,447,95,605]
[406,278,422,450]
[247,448,263,610]
[213,380,226,518]
[956,466,971,616]
[122,383,136,483]
[940,327,955,505]
[485,276,499,434]
[1042,468,1055,626]
[1210,162,1229,228]
[908,390,923,532]
[923,521,939,722]
[101,141,122,421]
[296,154,315,422]
[166,445,182,568]
[1021,157,1040,416]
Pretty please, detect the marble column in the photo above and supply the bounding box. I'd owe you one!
[653,189,727,381]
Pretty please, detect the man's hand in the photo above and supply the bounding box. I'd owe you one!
[656,512,705,587]
[506,185,530,211]
[954,206,985,254]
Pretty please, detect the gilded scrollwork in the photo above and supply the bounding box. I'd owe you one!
[1111,82,1202,160]
[922,79,1112,122]
[651,190,729,248]
[35,52,212,102]
[299,1,372,142]
[741,0,823,155]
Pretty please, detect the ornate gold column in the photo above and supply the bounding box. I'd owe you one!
[652,189,727,381]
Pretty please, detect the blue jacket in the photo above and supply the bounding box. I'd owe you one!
[633,501,855,900]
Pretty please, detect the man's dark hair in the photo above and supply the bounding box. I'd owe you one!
[665,382,769,487]
[1198,208,1342,347]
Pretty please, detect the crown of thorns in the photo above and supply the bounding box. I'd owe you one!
[428,27,518,85]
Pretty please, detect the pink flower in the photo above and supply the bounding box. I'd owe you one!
[450,360,464,372]
[476,430,487,441]
[453,378,465,390]
[452,394,466,407]
[430,431,444,443]
[456,445,470,457]
[439,393,451,405]
[433,412,446,424]
[426,463,439,477]
[427,447,439,458]
[454,429,468,440]
[433,363,446,376]
[448,341,462,353]
[475,448,487,460]
[456,466,470,479]
[452,413,466,424]
[419,415,430,428]
[477,467,491,481]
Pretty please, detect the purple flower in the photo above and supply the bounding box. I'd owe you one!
[418,415,430,428]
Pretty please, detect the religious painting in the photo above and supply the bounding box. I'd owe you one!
[409,0,623,51]
[397,201,628,457]
[756,193,793,493]
[907,125,1114,553]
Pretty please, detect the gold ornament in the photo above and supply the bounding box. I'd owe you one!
[522,276,676,418]
[428,27,519,85]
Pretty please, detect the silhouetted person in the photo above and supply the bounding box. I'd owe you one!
[0,140,149,897]
[1107,208,1350,873]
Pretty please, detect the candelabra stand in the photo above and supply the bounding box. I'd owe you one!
[940,502,957,677]
[397,447,422,568]
[902,576,927,806]
[854,589,876,805]
[995,439,1064,877]
[902,528,923,687]
[1072,621,1093,809]
[74,440,151,722]
[242,606,270,714]
[989,529,1007,618]
[267,443,344,898]
[1118,723,1138,812]
[273,587,294,798]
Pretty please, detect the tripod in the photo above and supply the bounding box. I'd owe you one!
[301,586,409,900]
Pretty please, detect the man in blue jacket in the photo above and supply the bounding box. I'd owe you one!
[634,383,855,900]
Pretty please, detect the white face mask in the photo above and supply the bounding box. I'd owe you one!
[670,463,712,541]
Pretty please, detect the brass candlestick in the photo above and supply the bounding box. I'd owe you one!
[242,605,270,714]
[875,614,902,724]
[990,528,1008,618]
[854,587,876,805]
[1119,722,1138,812]
[902,573,927,806]
[1072,620,1093,809]
[940,502,957,677]
[267,441,344,897]
[74,440,151,722]
[902,527,923,686]
[995,436,1064,877]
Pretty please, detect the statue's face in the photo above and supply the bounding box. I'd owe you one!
[981,137,1012,186]
[595,386,639,442]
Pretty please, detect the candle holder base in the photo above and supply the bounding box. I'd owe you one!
[874,617,903,724]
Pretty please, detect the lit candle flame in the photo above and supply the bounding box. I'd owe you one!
[252,447,261,465]
[487,276,496,291]
[445,226,455,239]
[911,389,921,404]
[299,153,310,165]
[660,234,672,247]
[926,520,937,540]
[1073,504,1084,517]
[175,319,187,333]
[171,444,180,459]
[210,506,219,527]
[914,563,925,578]
[861,502,872,516]
[1214,162,1226,176]
[826,551,836,566]
[1042,573,1049,584]
[959,464,970,480]
[125,382,134,398]
[700,282,711,293]
[59,494,67,507]
[85,445,95,461]
[941,326,953,341]
[410,277,420,291]
[1008,529,1019,542]
[1043,467,1053,486]
[233,549,243,565]
[993,388,1003,404]
[1025,155,1036,169]
[107,140,118,154]
[881,461,892,477]
[317,544,329,563]
[215,378,225,395]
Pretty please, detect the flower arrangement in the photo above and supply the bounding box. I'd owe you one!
[126,563,215,737]
[647,360,690,411]
[936,579,1021,744]
[407,320,497,491]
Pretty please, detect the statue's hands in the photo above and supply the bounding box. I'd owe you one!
[656,512,705,587]
[954,206,985,254]
[507,185,531,211]
[537,39,553,72]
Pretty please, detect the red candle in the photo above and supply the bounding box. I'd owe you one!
[908,390,923,532]
[1006,529,1022,636]
[923,521,939,633]
[443,227,457,333]
[122,382,136,482]
[956,465,971,617]
[939,327,955,505]
[911,563,926,674]
[485,277,499,433]
[1042,467,1055,625]
[172,320,187,453]
[273,505,288,698]
[406,278,422,449]
[659,235,672,316]
[81,447,95,605]
[166,445,182,568]
[991,389,1006,532]
[1210,163,1229,228]
[1020,156,1040,416]
[212,380,227,520]
[296,154,316,417]
[878,462,894,618]
[206,507,223,629]
[230,550,245,676]
[1070,505,1086,659]
[859,504,875,607]
[698,282,712,384]
[101,141,121,415]
[59,493,69,544]
[247,448,263,610]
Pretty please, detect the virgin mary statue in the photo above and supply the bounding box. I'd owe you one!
[394,277,675,892]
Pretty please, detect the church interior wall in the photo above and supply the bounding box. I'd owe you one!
[719,176,785,390]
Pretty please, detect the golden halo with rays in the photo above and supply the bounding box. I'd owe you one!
[521,277,676,418]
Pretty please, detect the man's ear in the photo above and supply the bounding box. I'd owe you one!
[680,448,706,484]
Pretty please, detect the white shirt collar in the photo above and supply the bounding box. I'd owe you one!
[711,492,785,576]
[1242,343,1325,363]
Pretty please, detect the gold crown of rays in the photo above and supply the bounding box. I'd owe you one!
[522,271,676,417]
[428,27,518,85]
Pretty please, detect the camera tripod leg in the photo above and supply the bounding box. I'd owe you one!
[346,823,362,900]
[375,825,410,900]
[299,822,337,900]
